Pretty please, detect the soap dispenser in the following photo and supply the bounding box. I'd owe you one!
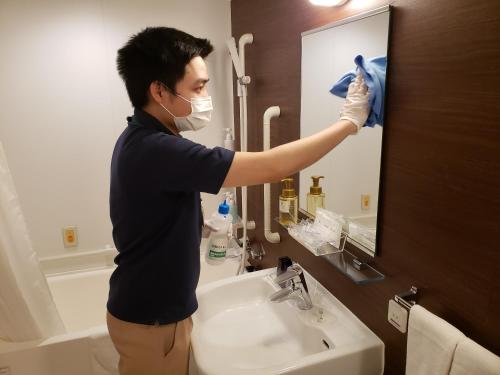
[279,178,298,225]
[307,175,325,217]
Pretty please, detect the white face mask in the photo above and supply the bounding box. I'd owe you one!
[159,92,213,132]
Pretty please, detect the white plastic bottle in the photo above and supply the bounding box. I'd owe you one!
[206,200,233,265]
[223,128,234,151]
[224,191,239,225]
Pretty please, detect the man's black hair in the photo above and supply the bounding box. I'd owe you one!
[117,27,213,108]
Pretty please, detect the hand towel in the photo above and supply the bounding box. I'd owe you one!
[405,305,465,375]
[449,337,500,375]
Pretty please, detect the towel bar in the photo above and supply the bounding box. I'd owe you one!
[395,286,418,310]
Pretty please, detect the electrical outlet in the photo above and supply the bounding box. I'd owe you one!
[361,194,370,210]
[388,299,408,333]
[0,366,11,375]
[62,226,78,248]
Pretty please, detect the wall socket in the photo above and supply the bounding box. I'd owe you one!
[0,366,11,374]
[62,226,78,248]
[388,299,408,333]
[361,194,370,210]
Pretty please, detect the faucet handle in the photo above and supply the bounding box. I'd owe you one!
[270,264,313,310]
[274,264,303,285]
[277,256,293,274]
[276,256,293,288]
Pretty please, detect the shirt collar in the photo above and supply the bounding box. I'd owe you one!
[127,108,181,137]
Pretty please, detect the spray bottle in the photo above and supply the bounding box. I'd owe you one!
[205,199,233,265]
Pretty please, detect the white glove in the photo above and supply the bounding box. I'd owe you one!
[339,74,370,132]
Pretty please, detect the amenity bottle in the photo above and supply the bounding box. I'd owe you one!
[279,178,298,226]
[306,175,325,217]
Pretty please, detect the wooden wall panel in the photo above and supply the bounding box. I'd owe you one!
[230,0,500,373]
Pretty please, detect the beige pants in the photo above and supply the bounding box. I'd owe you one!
[106,311,193,375]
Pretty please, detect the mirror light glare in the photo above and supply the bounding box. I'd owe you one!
[309,0,349,6]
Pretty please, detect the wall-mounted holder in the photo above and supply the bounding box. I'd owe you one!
[276,217,384,284]
[388,286,418,333]
[321,248,385,285]
[394,286,418,310]
[285,222,348,256]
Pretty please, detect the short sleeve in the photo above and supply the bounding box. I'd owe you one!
[125,132,235,194]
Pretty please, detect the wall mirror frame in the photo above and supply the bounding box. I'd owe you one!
[299,5,392,257]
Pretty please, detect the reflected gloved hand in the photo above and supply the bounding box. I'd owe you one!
[339,74,370,133]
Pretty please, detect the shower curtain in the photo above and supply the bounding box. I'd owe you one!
[0,140,65,342]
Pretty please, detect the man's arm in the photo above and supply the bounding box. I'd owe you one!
[222,119,356,188]
[222,74,369,188]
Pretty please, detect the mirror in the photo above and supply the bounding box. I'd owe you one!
[299,6,391,256]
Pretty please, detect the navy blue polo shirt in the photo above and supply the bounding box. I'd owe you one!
[107,108,235,325]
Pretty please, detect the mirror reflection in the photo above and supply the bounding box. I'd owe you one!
[300,7,391,255]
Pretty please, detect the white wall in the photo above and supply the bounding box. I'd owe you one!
[0,0,234,258]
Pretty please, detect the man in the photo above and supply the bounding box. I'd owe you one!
[106,27,369,375]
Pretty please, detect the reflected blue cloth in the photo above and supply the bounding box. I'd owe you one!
[330,55,387,128]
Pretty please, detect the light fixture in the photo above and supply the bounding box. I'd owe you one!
[309,0,349,6]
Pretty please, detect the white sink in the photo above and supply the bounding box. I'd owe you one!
[190,266,384,375]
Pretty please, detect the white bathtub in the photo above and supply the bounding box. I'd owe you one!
[0,247,241,375]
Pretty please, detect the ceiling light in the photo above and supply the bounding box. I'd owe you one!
[309,0,349,7]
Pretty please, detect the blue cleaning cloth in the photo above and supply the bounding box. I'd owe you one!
[330,55,387,128]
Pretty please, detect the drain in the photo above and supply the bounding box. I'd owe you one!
[322,339,330,349]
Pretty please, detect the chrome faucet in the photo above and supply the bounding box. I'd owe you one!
[269,264,313,310]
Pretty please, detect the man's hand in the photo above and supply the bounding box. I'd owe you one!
[339,74,370,132]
